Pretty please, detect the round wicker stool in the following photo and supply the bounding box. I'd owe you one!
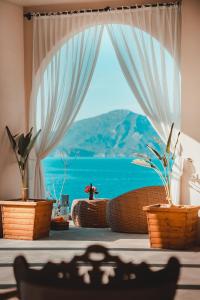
[71,199,109,228]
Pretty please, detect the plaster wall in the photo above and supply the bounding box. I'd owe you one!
[180,0,200,205]
[1,0,200,203]
[0,0,25,198]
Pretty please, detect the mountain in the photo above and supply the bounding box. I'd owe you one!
[50,110,162,158]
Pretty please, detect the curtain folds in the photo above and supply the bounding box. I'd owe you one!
[29,21,103,198]
[107,6,181,203]
[29,5,181,201]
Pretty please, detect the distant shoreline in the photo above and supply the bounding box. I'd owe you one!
[45,157,134,160]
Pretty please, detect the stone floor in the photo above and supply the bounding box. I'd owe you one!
[1,225,200,299]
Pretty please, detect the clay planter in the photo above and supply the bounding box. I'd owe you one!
[143,204,200,250]
[0,200,53,240]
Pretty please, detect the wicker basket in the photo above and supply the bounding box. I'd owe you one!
[72,199,109,228]
[143,204,200,249]
[107,186,166,233]
[51,220,69,230]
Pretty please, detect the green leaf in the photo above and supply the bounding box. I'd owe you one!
[133,152,151,160]
[172,131,181,160]
[162,155,168,167]
[18,160,24,169]
[26,127,33,141]
[166,123,174,154]
[144,159,158,169]
[18,134,29,157]
[24,129,41,157]
[5,126,16,150]
[18,129,33,158]
[146,144,162,160]
[132,159,153,169]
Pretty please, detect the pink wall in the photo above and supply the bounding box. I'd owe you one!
[182,0,200,142]
[180,0,200,204]
[0,1,25,199]
[1,0,200,203]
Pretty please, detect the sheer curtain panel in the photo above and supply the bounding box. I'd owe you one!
[29,17,103,198]
[107,5,181,203]
[29,5,181,201]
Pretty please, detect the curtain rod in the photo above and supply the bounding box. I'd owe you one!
[24,1,180,21]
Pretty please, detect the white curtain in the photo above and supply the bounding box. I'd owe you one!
[107,5,181,203]
[29,18,103,198]
[29,5,181,200]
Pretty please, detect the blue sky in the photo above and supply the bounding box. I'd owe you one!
[75,28,144,121]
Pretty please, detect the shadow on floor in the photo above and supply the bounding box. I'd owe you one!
[45,226,148,242]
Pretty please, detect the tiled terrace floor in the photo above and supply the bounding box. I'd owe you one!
[1,224,200,299]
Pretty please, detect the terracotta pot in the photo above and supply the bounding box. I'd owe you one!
[143,204,200,249]
[0,199,53,240]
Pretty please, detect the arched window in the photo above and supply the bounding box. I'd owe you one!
[42,25,178,206]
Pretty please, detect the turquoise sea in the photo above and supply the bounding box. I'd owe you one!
[43,158,162,207]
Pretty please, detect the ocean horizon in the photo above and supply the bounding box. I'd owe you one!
[43,157,162,208]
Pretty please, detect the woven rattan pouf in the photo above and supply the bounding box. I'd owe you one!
[71,199,109,228]
[107,186,167,233]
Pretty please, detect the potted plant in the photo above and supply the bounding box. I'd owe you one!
[132,123,200,249]
[6,126,41,201]
[84,183,99,200]
[0,127,54,240]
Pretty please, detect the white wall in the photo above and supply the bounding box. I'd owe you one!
[0,0,25,199]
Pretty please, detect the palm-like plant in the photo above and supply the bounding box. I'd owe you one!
[132,123,180,206]
[6,126,41,201]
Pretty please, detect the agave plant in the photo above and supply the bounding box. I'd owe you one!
[6,126,41,201]
[132,123,180,206]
